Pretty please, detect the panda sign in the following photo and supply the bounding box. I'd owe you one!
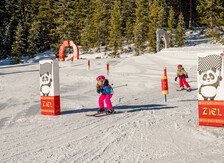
[198,53,224,127]
[39,60,60,115]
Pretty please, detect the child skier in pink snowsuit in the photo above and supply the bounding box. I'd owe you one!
[96,75,114,114]
[175,64,191,91]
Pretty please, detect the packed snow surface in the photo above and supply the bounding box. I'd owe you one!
[1,30,224,162]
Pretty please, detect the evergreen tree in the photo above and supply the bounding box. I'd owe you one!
[91,0,112,52]
[10,23,26,64]
[189,0,193,29]
[23,19,31,57]
[80,11,96,52]
[51,0,73,54]
[38,0,55,52]
[197,0,224,38]
[220,0,224,26]
[6,0,33,58]
[0,0,6,59]
[166,0,199,29]
[78,0,95,51]
[134,0,148,55]
[0,27,5,59]
[158,0,167,28]
[4,0,223,61]
[80,17,91,52]
[148,0,160,53]
[27,20,40,58]
[3,16,16,57]
[175,12,185,47]
[121,0,136,47]
[101,0,113,48]
[0,0,5,25]
[92,0,104,52]
[29,0,40,21]
[168,6,175,47]
[3,0,22,59]
[109,0,122,56]
[125,18,134,48]
[72,0,92,44]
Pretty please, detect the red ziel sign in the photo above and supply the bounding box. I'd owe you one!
[198,100,224,127]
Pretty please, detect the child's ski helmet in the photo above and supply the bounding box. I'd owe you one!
[96,75,105,81]
[177,64,183,69]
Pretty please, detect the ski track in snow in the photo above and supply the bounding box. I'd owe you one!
[1,31,224,162]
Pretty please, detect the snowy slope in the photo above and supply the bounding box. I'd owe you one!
[1,30,224,162]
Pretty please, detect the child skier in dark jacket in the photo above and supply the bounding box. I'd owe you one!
[175,64,191,91]
[96,75,114,114]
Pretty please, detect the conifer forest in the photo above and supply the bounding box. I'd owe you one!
[0,0,224,64]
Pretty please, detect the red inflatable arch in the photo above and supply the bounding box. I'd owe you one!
[59,41,79,61]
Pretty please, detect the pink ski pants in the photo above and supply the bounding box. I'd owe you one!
[99,94,113,110]
[179,77,190,88]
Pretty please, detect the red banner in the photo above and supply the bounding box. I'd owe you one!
[198,100,224,127]
[41,96,60,115]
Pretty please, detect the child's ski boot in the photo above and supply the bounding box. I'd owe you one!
[97,108,106,113]
[106,109,115,115]
[186,87,191,92]
[177,87,184,91]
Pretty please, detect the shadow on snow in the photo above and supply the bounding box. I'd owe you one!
[61,104,176,115]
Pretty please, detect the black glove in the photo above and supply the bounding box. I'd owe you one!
[104,79,109,86]
[96,84,101,93]
[175,77,177,81]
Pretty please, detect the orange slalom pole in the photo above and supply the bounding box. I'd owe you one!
[88,60,90,70]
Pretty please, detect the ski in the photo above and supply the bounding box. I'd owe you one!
[176,88,186,91]
[85,111,107,116]
[86,111,123,117]
[176,88,191,92]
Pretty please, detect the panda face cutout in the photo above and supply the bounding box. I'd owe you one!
[41,73,52,85]
[200,69,218,85]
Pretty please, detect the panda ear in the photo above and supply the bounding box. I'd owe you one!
[199,71,202,75]
[211,67,216,73]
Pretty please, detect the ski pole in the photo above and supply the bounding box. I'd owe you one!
[111,84,128,89]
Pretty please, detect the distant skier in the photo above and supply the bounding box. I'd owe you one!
[96,75,114,114]
[175,65,191,91]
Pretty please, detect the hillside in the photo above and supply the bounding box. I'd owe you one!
[0,30,224,162]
